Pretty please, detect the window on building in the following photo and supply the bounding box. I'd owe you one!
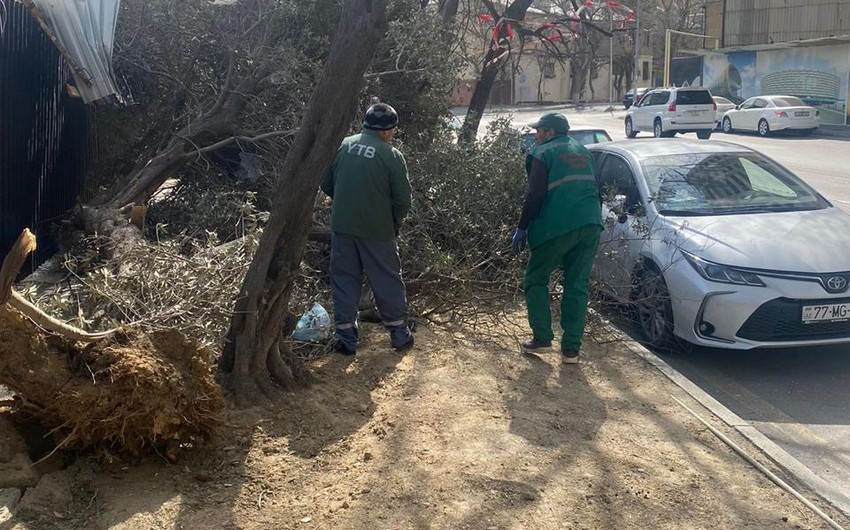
[642,61,650,81]
[542,59,556,79]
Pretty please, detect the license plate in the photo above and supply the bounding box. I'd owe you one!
[795,111,810,117]
[802,302,850,323]
[685,110,705,116]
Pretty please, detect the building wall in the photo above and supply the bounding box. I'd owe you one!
[702,44,849,125]
[707,0,850,47]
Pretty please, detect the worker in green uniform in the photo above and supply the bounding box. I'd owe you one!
[511,112,603,364]
[321,103,414,356]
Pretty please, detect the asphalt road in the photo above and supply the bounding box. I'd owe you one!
[479,104,850,515]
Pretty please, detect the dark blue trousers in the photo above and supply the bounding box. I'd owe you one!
[330,232,411,350]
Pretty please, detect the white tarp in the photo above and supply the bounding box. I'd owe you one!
[28,0,121,103]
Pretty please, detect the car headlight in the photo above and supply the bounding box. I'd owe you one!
[680,250,765,287]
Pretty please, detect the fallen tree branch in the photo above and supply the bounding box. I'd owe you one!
[2,229,118,342]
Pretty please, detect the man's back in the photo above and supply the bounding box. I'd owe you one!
[526,136,601,248]
[321,129,410,241]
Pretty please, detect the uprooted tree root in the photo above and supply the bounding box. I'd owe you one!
[0,309,224,457]
[1,229,224,457]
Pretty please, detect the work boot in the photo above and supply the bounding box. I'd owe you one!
[521,338,552,353]
[562,349,580,365]
[394,334,415,353]
[330,338,356,356]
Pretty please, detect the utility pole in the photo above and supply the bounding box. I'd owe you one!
[633,0,641,89]
[609,8,614,102]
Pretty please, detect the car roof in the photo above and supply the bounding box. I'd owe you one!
[588,139,754,159]
[651,86,709,92]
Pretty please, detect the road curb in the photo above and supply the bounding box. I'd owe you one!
[602,323,850,520]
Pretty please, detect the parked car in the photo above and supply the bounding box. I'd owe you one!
[712,95,736,129]
[624,87,716,139]
[721,95,820,136]
[622,87,651,109]
[588,139,850,351]
[519,128,612,152]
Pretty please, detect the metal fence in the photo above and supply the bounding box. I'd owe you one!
[1,1,89,272]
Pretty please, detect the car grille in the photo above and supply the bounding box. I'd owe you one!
[737,297,850,342]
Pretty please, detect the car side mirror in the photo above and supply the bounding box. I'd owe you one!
[735,105,740,110]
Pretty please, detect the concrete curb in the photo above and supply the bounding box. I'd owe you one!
[600,320,850,519]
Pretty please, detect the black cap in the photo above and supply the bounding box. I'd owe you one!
[364,103,399,130]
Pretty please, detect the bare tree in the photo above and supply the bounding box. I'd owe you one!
[220,0,396,404]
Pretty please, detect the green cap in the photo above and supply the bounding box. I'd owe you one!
[528,112,570,134]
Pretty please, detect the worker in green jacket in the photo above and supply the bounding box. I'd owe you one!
[320,103,414,356]
[511,112,603,364]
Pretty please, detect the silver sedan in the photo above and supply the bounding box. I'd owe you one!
[588,139,850,350]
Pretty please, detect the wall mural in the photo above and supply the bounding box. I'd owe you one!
[703,45,849,126]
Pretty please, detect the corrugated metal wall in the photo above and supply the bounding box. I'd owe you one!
[724,0,850,46]
[1,1,89,271]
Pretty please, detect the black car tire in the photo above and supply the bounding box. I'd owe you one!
[758,119,771,137]
[631,264,677,351]
[653,119,664,138]
[722,116,733,133]
[696,129,712,140]
[625,117,637,138]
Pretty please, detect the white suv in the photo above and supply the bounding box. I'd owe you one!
[624,87,716,139]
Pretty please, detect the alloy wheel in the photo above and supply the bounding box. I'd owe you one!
[633,269,675,349]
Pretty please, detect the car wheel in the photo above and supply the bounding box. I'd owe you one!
[631,265,677,351]
[696,129,712,140]
[653,120,664,138]
[625,117,637,138]
[722,116,733,133]
[758,119,770,137]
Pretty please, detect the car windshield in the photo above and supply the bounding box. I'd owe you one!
[772,96,806,107]
[641,152,827,216]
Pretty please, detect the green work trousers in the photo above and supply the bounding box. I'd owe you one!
[524,225,602,351]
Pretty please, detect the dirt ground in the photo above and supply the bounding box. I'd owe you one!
[3,317,849,530]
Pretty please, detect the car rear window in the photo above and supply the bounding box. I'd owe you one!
[772,96,806,107]
[676,90,713,105]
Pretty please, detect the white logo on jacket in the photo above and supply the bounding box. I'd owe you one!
[347,143,376,159]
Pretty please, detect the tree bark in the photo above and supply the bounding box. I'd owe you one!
[458,0,534,145]
[221,0,392,405]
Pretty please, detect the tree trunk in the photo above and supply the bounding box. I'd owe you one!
[93,74,258,210]
[221,0,392,405]
[438,0,459,23]
[458,0,534,145]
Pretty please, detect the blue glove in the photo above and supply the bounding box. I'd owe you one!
[511,228,527,255]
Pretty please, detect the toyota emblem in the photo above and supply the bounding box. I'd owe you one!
[826,275,848,292]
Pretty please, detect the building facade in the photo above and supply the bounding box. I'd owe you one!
[702,0,850,126]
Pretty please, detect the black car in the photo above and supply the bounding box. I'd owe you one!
[622,87,651,109]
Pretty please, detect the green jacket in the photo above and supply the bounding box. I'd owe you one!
[321,129,411,241]
[525,135,602,249]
